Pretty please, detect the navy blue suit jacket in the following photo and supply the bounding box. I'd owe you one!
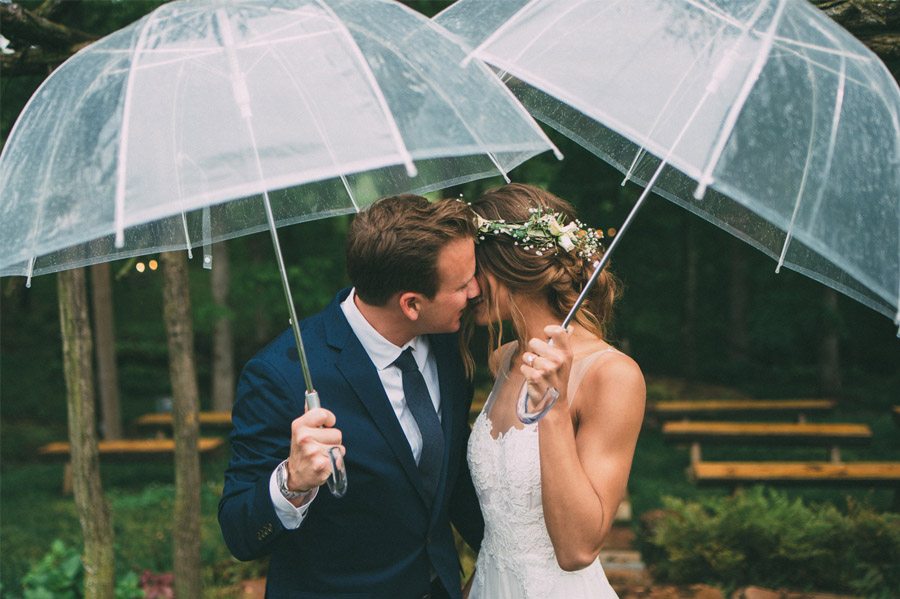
[219,289,484,598]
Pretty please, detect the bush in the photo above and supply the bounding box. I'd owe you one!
[639,487,900,597]
[19,540,143,599]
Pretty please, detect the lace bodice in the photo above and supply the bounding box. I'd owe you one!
[467,343,617,598]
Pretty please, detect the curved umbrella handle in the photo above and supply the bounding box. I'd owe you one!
[515,379,561,424]
[306,390,348,498]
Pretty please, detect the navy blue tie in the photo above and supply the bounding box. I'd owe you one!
[393,347,444,503]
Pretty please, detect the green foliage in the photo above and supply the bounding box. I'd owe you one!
[114,572,144,599]
[18,538,143,599]
[640,487,900,596]
[21,540,83,599]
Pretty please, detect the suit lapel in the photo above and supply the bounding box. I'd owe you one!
[326,295,430,507]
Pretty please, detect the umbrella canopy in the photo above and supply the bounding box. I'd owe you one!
[0,0,558,278]
[437,0,900,326]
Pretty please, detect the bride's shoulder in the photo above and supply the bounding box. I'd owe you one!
[488,341,518,376]
[577,348,645,409]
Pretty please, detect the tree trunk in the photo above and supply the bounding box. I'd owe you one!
[210,242,235,411]
[90,262,122,439]
[160,251,202,598]
[57,268,115,598]
[682,217,699,380]
[727,238,750,364]
[819,288,843,395]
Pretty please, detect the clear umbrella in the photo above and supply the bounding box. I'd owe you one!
[437,0,900,421]
[0,0,559,494]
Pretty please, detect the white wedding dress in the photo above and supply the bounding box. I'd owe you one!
[467,343,618,599]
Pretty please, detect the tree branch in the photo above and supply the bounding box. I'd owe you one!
[0,2,95,50]
[810,0,900,34]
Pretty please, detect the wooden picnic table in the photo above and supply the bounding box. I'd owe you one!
[649,398,836,422]
[38,437,227,494]
[691,461,900,486]
[662,420,871,463]
[38,437,226,460]
[134,411,232,437]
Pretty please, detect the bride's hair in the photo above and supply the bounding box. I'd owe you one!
[464,183,620,373]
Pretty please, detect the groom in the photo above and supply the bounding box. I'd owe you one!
[219,194,484,598]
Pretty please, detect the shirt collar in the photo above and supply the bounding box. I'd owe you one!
[340,288,430,371]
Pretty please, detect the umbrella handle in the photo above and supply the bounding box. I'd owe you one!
[306,391,348,498]
[516,385,561,424]
[515,339,562,424]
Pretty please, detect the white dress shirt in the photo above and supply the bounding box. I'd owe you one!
[272,288,442,528]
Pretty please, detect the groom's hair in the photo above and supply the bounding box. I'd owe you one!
[347,194,475,306]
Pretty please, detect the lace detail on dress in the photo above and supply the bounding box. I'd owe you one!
[468,412,559,598]
[467,344,619,598]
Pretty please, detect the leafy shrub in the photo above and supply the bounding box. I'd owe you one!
[21,540,82,599]
[639,487,900,597]
[19,540,143,599]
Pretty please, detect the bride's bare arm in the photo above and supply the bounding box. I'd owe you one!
[523,327,645,571]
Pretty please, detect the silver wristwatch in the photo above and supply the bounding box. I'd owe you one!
[276,459,306,500]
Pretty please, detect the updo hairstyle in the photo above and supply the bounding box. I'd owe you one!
[471,183,619,354]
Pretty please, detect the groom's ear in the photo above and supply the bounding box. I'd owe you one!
[398,291,421,321]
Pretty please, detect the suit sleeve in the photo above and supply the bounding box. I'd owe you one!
[218,356,303,561]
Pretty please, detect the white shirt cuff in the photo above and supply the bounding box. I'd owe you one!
[269,467,318,529]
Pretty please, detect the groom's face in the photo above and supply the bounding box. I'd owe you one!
[416,237,480,334]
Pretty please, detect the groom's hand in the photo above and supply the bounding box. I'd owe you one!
[287,408,344,492]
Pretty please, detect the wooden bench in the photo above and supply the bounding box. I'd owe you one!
[649,399,836,423]
[134,411,232,436]
[39,438,226,493]
[692,461,900,487]
[663,421,872,464]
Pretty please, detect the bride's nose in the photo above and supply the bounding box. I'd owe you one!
[467,276,481,298]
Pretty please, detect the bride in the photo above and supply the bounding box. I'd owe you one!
[464,184,645,598]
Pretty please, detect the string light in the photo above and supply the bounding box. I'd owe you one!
[135,262,146,273]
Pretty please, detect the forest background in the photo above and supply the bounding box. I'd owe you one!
[1,0,898,597]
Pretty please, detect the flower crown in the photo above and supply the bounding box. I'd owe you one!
[474,207,604,259]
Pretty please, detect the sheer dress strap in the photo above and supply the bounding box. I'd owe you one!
[566,347,618,406]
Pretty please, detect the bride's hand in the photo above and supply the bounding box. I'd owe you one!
[520,325,573,409]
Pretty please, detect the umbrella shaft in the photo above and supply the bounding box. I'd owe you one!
[561,176,655,330]
[262,194,315,393]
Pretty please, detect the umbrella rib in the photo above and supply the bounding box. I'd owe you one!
[624,19,732,185]
[776,16,821,274]
[312,0,417,178]
[350,24,526,179]
[463,0,541,67]
[695,0,787,200]
[267,47,360,210]
[767,44,869,89]
[169,58,195,259]
[504,0,611,65]
[114,4,167,248]
[780,21,847,273]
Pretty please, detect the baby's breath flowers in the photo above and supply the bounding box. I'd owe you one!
[474,207,604,259]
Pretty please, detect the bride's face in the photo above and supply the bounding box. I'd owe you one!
[471,270,511,326]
